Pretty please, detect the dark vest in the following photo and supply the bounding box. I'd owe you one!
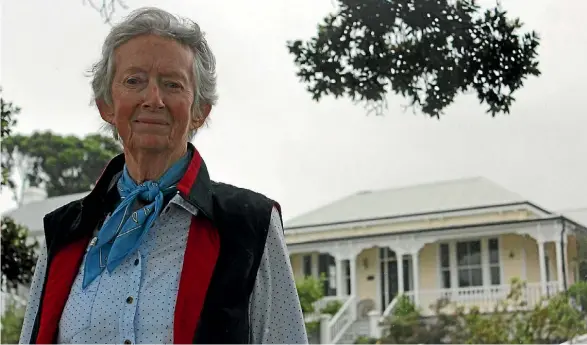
[27,143,280,344]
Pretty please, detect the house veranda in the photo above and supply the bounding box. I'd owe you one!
[284,178,586,344]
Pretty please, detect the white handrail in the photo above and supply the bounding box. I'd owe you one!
[398,281,563,316]
[381,294,402,319]
[327,295,357,344]
[304,295,344,321]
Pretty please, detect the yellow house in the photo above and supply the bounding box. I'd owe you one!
[284,177,587,344]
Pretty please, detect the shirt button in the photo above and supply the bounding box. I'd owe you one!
[124,340,132,344]
[126,296,134,304]
[134,259,139,266]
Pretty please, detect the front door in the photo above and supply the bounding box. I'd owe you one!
[379,248,412,312]
[318,253,336,296]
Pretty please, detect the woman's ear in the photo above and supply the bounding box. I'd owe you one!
[192,104,212,129]
[96,98,115,124]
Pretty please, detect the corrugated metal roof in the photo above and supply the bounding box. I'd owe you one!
[2,192,89,232]
[285,177,527,228]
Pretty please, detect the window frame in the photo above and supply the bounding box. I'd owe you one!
[437,237,502,292]
[456,240,483,288]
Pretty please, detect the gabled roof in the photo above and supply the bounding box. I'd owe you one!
[2,192,89,232]
[286,177,531,229]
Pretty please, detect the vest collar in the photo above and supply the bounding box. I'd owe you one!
[83,143,214,220]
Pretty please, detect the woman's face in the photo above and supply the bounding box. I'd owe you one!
[98,34,205,154]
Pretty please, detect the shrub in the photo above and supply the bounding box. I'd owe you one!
[1,299,26,344]
[380,279,587,344]
[296,276,324,314]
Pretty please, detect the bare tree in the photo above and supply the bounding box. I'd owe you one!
[83,0,128,24]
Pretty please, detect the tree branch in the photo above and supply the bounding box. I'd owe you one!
[83,0,128,24]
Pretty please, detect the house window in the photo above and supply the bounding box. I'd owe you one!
[303,255,312,277]
[440,243,451,289]
[488,238,500,285]
[301,254,346,296]
[440,238,501,289]
[457,240,482,287]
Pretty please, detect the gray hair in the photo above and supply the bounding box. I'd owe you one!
[90,7,218,140]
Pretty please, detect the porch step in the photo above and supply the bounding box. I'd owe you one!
[336,319,370,344]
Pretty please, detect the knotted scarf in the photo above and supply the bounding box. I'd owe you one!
[82,152,191,289]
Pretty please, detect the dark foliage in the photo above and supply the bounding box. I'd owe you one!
[288,0,541,117]
[2,131,121,198]
[1,217,38,292]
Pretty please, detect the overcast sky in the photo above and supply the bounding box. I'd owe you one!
[1,0,586,220]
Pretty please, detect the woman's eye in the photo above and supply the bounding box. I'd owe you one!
[165,81,182,89]
[125,77,142,85]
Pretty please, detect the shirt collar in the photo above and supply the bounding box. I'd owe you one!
[84,142,214,220]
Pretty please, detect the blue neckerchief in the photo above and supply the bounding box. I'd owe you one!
[82,151,191,289]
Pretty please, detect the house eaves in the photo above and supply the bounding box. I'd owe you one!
[285,201,551,232]
[287,216,580,247]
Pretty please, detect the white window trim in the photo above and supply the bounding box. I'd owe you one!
[436,236,503,290]
[458,240,484,287]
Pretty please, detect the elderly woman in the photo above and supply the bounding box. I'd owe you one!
[19,7,307,345]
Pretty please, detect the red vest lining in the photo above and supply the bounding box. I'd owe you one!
[35,216,220,344]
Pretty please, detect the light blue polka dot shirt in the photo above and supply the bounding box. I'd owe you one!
[19,195,308,344]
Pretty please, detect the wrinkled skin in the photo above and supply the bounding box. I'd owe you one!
[98,34,211,182]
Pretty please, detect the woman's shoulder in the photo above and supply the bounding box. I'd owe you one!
[210,180,279,222]
[211,181,274,203]
[43,198,84,226]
